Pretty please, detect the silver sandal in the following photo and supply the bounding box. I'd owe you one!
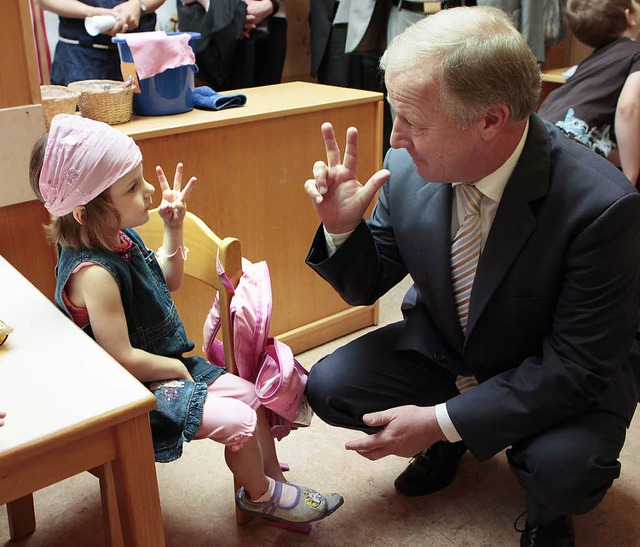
[235,481,344,524]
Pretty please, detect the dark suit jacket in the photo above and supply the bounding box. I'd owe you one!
[309,0,333,77]
[307,114,640,460]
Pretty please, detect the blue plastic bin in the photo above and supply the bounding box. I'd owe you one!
[113,32,201,116]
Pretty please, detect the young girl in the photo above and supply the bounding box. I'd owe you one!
[29,114,343,525]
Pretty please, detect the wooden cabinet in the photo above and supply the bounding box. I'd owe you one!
[117,82,383,354]
[0,0,383,356]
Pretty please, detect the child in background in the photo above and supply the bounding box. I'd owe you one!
[538,0,640,186]
[29,114,343,525]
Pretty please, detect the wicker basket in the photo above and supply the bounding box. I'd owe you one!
[40,85,81,129]
[68,80,133,125]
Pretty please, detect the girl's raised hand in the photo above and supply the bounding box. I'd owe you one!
[156,163,197,226]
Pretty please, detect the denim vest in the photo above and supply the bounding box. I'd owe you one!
[55,228,224,462]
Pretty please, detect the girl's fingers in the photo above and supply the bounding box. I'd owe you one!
[179,177,197,202]
[173,163,183,193]
[156,165,170,193]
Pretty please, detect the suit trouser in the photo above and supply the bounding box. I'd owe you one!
[306,321,628,518]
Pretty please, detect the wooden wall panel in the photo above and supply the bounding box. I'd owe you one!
[282,0,313,83]
[1,1,41,108]
[0,201,56,299]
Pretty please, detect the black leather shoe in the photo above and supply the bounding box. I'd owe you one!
[394,440,467,496]
[519,515,575,547]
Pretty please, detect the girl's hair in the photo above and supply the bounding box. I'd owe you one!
[29,132,122,250]
[566,0,634,48]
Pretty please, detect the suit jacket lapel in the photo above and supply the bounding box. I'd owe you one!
[416,182,464,344]
[465,115,551,338]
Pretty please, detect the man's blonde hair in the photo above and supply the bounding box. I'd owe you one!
[380,6,541,129]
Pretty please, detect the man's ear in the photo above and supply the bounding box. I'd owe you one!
[478,103,510,142]
[72,206,86,225]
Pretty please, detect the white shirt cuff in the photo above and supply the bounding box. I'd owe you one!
[323,226,354,257]
[435,402,462,443]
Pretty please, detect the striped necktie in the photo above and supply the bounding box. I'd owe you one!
[451,183,482,333]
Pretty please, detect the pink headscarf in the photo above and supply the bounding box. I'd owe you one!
[39,114,143,217]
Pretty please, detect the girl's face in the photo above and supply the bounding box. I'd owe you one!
[106,163,155,229]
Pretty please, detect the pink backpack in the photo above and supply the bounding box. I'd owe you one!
[203,257,312,439]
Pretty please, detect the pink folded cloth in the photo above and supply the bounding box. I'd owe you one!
[119,31,195,80]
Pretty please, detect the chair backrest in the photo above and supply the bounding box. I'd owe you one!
[136,209,242,374]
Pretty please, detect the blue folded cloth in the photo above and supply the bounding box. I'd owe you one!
[193,86,247,110]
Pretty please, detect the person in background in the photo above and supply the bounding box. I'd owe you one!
[538,0,640,187]
[37,0,165,86]
[304,6,640,546]
[309,0,350,87]
[29,114,344,526]
[179,0,283,89]
[388,1,476,44]
[253,0,287,86]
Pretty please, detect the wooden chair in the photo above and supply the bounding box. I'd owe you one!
[139,209,247,525]
[138,209,243,377]
[5,210,245,545]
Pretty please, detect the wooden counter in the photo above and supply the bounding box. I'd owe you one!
[541,67,570,85]
[538,67,571,108]
[118,81,384,355]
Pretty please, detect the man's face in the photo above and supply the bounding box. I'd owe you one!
[386,66,484,183]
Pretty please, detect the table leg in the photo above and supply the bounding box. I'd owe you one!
[91,463,125,547]
[6,494,36,539]
[111,414,165,546]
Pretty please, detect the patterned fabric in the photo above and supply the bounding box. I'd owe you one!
[538,37,640,157]
[39,115,142,217]
[451,183,482,333]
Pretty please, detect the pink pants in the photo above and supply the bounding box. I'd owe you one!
[193,373,260,452]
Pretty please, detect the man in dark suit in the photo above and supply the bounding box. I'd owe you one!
[303,6,640,547]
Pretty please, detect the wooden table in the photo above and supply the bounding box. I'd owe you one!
[541,67,570,85]
[0,256,164,545]
[539,66,572,107]
[116,81,383,356]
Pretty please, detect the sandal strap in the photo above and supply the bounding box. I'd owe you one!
[263,480,283,516]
